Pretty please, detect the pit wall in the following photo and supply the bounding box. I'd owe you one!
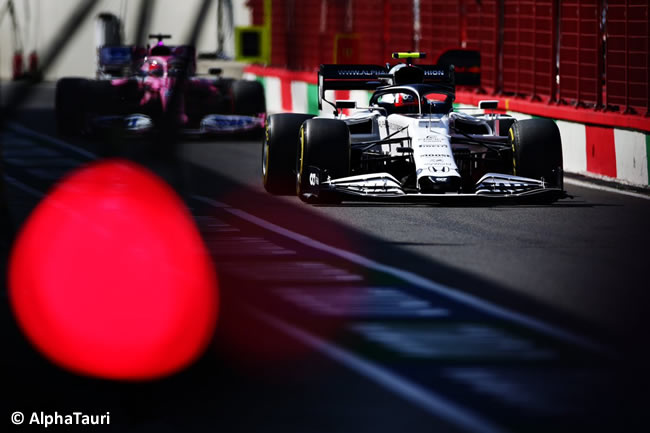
[244,65,650,188]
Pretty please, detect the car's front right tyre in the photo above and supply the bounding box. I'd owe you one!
[262,113,315,195]
[296,118,350,202]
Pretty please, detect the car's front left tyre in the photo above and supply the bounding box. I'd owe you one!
[509,118,563,189]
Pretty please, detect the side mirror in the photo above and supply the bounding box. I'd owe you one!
[335,100,356,109]
[478,100,499,110]
[208,68,223,76]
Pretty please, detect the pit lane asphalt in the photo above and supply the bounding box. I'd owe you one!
[181,128,650,353]
[8,84,650,349]
[3,83,649,432]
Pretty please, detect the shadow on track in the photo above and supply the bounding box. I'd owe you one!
[3,105,648,433]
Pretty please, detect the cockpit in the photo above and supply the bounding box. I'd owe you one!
[370,86,453,116]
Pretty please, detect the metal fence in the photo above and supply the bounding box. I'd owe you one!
[249,0,649,116]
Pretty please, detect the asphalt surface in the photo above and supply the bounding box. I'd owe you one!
[2,83,649,432]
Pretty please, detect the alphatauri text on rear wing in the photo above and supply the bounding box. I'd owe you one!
[318,59,455,110]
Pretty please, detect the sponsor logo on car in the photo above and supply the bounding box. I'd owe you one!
[337,69,385,77]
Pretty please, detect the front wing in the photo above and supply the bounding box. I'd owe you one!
[302,168,566,203]
[91,114,265,136]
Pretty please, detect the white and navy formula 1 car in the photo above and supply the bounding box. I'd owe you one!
[262,52,564,203]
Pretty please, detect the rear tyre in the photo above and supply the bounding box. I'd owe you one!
[263,113,315,195]
[232,80,266,116]
[55,78,89,136]
[510,118,563,189]
[297,118,350,203]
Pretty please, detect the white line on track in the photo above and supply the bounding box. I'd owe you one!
[5,175,46,197]
[252,308,508,433]
[4,123,614,354]
[6,173,508,433]
[6,123,623,430]
[565,177,650,201]
[195,195,612,357]
[7,122,98,160]
[4,122,618,355]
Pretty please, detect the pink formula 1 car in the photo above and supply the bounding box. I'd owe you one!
[55,35,266,137]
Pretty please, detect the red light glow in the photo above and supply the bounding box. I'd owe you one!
[9,159,218,380]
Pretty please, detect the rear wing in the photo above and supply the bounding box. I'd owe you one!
[97,45,145,77]
[98,46,133,67]
[318,64,388,109]
[419,65,455,92]
[318,63,455,110]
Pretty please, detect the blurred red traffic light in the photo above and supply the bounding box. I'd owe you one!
[9,159,218,380]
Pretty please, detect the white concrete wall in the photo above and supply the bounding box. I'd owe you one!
[0,0,252,80]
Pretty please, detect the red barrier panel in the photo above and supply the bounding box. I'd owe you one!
[502,0,556,101]
[558,0,601,107]
[585,125,617,177]
[353,0,386,65]
[247,0,264,26]
[465,0,499,93]
[324,0,348,65]
[385,0,415,61]
[353,0,413,65]
[246,0,649,126]
[291,0,321,70]
[419,0,461,62]
[270,0,288,67]
[605,0,649,115]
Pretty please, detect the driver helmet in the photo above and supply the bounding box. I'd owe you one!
[148,60,163,75]
[388,63,406,75]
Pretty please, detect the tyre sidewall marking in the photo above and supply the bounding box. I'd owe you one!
[262,120,270,184]
[297,125,305,195]
[509,127,516,176]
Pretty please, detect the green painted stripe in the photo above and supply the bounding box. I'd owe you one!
[364,90,372,105]
[646,133,650,185]
[307,83,319,115]
[255,76,265,87]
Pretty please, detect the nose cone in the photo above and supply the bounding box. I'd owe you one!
[418,174,461,193]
